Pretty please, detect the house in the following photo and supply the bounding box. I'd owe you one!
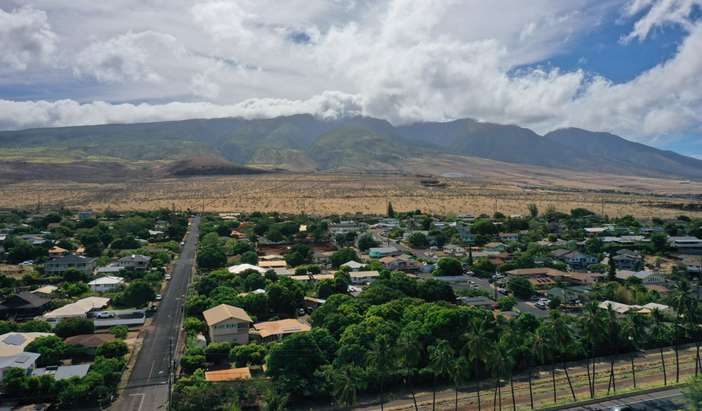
[64,333,116,349]
[616,270,666,284]
[290,274,335,282]
[681,255,702,273]
[31,285,58,297]
[368,247,400,258]
[43,296,110,323]
[612,250,643,270]
[203,304,252,344]
[253,318,311,342]
[552,250,598,268]
[48,246,69,258]
[0,332,53,356]
[32,363,91,380]
[585,227,609,236]
[340,260,365,271]
[499,233,519,243]
[598,300,634,314]
[94,264,126,276]
[117,254,151,271]
[456,226,476,243]
[668,236,702,253]
[227,264,267,275]
[329,221,367,235]
[205,367,252,382]
[350,271,381,285]
[44,254,96,276]
[379,254,419,271]
[88,276,125,292]
[258,260,287,269]
[457,296,496,309]
[0,291,51,320]
[483,242,507,252]
[442,244,466,257]
[0,352,41,379]
[303,296,326,311]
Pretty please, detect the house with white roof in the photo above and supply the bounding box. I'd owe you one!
[0,352,41,379]
[227,264,267,275]
[43,296,110,324]
[88,276,125,292]
[340,260,364,271]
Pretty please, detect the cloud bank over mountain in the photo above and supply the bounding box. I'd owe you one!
[0,0,700,148]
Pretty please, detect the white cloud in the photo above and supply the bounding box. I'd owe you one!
[0,6,57,70]
[0,91,363,130]
[622,0,702,42]
[74,31,182,83]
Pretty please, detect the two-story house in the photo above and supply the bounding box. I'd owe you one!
[44,254,96,276]
[117,254,152,271]
[203,304,253,344]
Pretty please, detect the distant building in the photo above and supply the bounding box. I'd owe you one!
[253,318,311,342]
[0,352,40,379]
[340,260,365,271]
[43,296,110,323]
[0,291,51,321]
[457,296,496,309]
[668,236,702,254]
[32,363,91,380]
[350,271,381,285]
[368,247,400,258]
[44,255,96,276]
[88,276,125,292]
[117,254,151,271]
[203,304,252,344]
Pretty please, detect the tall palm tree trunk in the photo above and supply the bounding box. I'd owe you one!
[562,358,576,401]
[696,342,701,377]
[498,380,502,411]
[510,375,516,411]
[432,374,436,411]
[527,366,534,410]
[454,379,458,411]
[591,358,597,398]
[380,375,385,411]
[493,379,498,410]
[630,354,637,389]
[475,359,481,411]
[407,377,419,411]
[675,343,680,383]
[660,347,668,386]
[584,357,593,399]
[551,363,557,403]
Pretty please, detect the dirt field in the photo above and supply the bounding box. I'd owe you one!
[2,171,702,218]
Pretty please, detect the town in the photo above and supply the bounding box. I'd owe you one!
[0,205,701,410]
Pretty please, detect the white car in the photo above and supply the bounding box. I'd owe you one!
[95,311,115,319]
[165,274,172,280]
[155,294,162,301]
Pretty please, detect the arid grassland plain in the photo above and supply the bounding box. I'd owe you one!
[2,171,701,218]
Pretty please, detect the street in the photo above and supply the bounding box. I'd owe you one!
[560,387,685,410]
[111,216,200,411]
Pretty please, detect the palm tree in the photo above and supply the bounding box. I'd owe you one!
[465,317,493,411]
[327,365,367,410]
[396,329,423,411]
[650,308,670,386]
[450,357,471,411]
[532,324,557,403]
[672,279,694,383]
[605,306,620,395]
[368,335,393,411]
[621,312,647,389]
[429,339,455,411]
[580,302,604,398]
[549,311,577,401]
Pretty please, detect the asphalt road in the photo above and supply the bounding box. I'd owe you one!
[560,388,686,410]
[111,216,200,411]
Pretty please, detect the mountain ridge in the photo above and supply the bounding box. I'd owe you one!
[0,115,700,180]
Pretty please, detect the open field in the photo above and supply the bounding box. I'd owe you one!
[2,171,702,218]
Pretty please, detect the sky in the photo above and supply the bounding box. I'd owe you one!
[0,0,701,155]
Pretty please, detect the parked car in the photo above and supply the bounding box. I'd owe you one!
[155,294,162,301]
[95,311,115,319]
[165,274,172,280]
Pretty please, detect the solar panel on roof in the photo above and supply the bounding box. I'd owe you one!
[3,334,26,345]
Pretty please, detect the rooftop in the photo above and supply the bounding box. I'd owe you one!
[205,367,252,382]
[203,304,253,326]
[254,318,311,338]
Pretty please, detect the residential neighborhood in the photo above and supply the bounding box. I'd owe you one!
[1,205,702,410]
